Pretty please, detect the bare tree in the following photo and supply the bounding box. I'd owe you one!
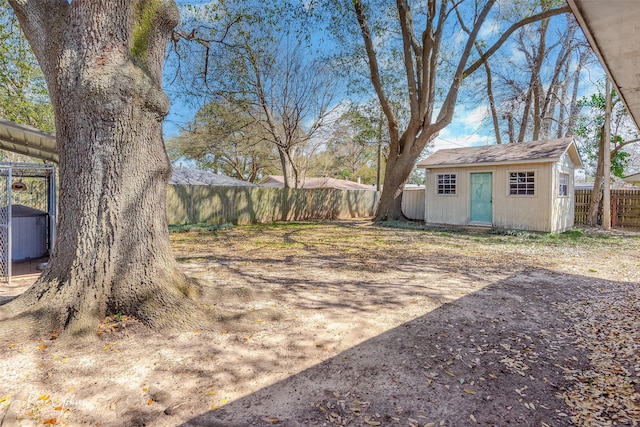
[170,4,338,188]
[488,12,592,143]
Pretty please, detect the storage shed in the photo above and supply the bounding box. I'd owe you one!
[417,138,583,233]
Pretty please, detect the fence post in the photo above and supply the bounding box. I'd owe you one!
[612,192,617,228]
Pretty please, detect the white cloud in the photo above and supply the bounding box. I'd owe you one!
[457,104,490,130]
[479,18,500,39]
[430,133,489,152]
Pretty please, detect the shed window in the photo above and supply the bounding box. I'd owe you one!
[559,173,569,196]
[509,172,535,196]
[437,174,456,195]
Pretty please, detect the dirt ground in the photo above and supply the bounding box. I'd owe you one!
[0,221,639,427]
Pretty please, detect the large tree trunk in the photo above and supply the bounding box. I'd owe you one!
[374,147,416,222]
[2,0,204,336]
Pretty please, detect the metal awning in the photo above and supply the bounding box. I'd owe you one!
[567,0,640,129]
[0,118,58,163]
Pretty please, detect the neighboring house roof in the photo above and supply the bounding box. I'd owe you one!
[417,138,582,169]
[623,172,640,186]
[576,179,639,190]
[259,175,375,190]
[0,118,58,163]
[567,1,640,130]
[170,168,257,187]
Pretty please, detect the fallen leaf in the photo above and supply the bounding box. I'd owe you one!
[365,421,380,426]
[43,418,57,425]
[470,414,477,423]
[54,406,63,411]
[147,399,153,405]
[0,395,8,404]
[37,395,50,401]
[463,389,474,394]
[262,417,279,424]
[60,358,69,363]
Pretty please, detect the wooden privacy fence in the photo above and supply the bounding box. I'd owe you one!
[575,189,640,230]
[167,185,379,225]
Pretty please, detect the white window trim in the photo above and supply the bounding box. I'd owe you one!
[558,172,569,197]
[508,171,536,197]
[436,173,457,196]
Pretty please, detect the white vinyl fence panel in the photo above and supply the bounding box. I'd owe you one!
[402,187,425,221]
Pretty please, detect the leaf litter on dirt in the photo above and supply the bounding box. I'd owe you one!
[556,285,640,426]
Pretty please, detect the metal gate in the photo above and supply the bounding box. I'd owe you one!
[0,163,56,285]
[0,166,11,284]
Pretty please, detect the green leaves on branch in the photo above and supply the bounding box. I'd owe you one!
[0,3,53,133]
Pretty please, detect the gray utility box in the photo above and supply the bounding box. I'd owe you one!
[11,204,48,261]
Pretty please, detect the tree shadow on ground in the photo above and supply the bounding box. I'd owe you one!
[177,269,623,427]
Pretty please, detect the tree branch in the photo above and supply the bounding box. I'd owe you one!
[463,5,571,77]
[611,137,640,155]
[396,0,419,125]
[435,0,495,132]
[353,0,399,146]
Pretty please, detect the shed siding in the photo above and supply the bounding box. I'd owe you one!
[425,168,471,225]
[550,152,576,232]
[493,164,552,232]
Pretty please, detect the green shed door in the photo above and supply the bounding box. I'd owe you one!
[470,172,492,224]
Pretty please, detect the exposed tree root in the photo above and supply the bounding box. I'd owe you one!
[0,273,211,342]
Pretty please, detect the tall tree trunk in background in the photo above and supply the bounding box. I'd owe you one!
[565,50,590,137]
[518,18,549,142]
[2,0,204,336]
[484,60,502,144]
[588,125,605,226]
[278,148,300,189]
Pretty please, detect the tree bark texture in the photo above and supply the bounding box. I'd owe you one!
[3,0,203,336]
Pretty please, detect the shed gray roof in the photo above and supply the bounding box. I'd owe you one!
[169,168,257,187]
[418,138,582,169]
